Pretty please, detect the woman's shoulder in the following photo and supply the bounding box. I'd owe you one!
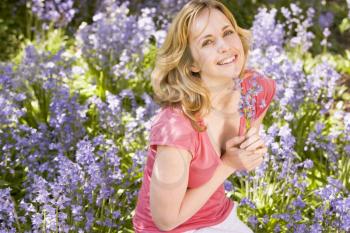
[148,105,197,157]
[242,68,276,94]
[150,105,194,132]
[243,68,269,81]
[241,68,277,119]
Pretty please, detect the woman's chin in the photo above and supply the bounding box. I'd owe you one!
[217,65,242,77]
[223,70,241,79]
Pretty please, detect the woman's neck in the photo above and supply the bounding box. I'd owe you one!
[207,77,242,110]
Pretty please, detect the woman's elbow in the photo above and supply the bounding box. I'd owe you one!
[154,218,176,231]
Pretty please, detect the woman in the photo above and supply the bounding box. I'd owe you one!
[133,0,276,232]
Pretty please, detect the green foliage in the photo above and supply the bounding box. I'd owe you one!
[0,1,27,61]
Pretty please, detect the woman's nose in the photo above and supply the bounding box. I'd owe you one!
[217,38,230,53]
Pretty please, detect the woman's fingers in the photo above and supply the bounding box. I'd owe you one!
[239,149,254,157]
[245,139,266,151]
[254,146,268,155]
[225,135,246,149]
[248,153,263,161]
[240,134,261,150]
[222,145,266,172]
[245,126,258,138]
[222,131,268,172]
[229,145,267,157]
[248,157,264,172]
[239,134,258,149]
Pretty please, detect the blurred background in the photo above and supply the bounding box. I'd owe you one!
[0,0,349,232]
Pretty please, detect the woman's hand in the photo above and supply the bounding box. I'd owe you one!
[220,127,268,173]
[239,127,266,151]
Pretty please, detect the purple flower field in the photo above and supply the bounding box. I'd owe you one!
[0,0,349,232]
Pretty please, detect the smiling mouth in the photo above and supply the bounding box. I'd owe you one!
[217,54,238,65]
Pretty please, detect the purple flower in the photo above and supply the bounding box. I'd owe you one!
[286,4,315,52]
[314,177,345,202]
[271,213,291,222]
[85,211,94,231]
[224,180,233,192]
[31,213,43,231]
[251,8,285,50]
[303,159,314,169]
[0,188,16,231]
[76,1,157,71]
[87,92,124,135]
[49,89,88,153]
[76,138,96,167]
[293,210,303,221]
[294,223,307,233]
[248,215,258,227]
[292,195,306,209]
[30,0,76,27]
[132,150,147,172]
[310,223,322,233]
[305,61,340,113]
[240,198,257,209]
[238,72,264,130]
[274,223,281,232]
[318,11,334,28]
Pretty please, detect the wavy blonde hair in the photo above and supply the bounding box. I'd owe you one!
[151,0,251,132]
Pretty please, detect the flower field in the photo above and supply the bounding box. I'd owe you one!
[0,0,350,232]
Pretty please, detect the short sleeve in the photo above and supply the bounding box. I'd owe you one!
[254,73,276,120]
[149,110,196,159]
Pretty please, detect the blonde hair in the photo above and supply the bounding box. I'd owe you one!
[151,0,251,132]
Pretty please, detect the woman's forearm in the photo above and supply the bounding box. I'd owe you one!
[168,162,235,230]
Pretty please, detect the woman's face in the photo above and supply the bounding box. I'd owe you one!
[188,8,245,88]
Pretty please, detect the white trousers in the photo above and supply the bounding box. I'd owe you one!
[184,202,254,233]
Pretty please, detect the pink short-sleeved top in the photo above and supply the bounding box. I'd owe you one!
[132,69,276,232]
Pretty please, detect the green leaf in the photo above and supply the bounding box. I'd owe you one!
[339,18,350,34]
[0,179,10,187]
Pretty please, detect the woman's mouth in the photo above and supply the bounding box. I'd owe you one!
[217,54,238,65]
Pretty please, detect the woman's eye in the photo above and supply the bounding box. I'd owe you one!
[224,30,234,36]
[202,40,212,47]
[202,30,234,47]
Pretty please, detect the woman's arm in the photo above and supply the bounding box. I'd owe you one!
[170,162,234,229]
[150,133,264,231]
[150,145,234,231]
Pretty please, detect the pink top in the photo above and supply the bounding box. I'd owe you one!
[132,69,276,232]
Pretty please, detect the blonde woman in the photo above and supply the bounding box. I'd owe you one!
[133,0,276,232]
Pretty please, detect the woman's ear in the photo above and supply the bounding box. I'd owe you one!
[190,63,200,73]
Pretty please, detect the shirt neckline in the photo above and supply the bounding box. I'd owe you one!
[200,111,245,158]
[167,73,249,158]
[198,78,247,158]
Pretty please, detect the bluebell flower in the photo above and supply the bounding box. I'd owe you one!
[224,180,233,192]
[30,0,76,27]
[274,223,281,232]
[76,1,157,71]
[318,11,334,28]
[294,223,307,233]
[0,188,16,231]
[292,195,306,209]
[251,8,284,50]
[310,222,322,233]
[240,197,257,209]
[248,215,259,228]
